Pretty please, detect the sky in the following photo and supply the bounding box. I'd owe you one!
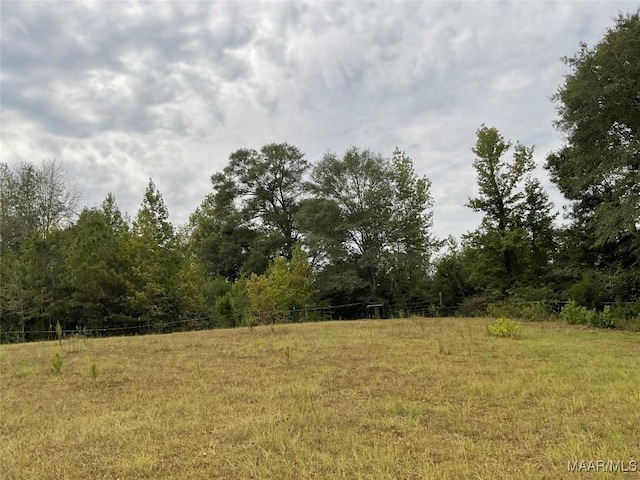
[1,0,638,241]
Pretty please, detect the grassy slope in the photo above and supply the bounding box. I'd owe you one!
[1,318,639,479]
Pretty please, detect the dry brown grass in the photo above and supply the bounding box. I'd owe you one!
[1,318,639,479]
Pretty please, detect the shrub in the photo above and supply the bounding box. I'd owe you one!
[438,340,452,355]
[427,304,442,317]
[519,302,554,322]
[590,305,615,329]
[560,301,590,325]
[487,318,520,338]
[561,301,619,328]
[246,246,316,325]
[283,346,292,366]
[214,279,252,328]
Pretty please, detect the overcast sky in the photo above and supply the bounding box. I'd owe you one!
[1,1,637,240]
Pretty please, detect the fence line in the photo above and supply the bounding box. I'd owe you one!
[3,299,639,344]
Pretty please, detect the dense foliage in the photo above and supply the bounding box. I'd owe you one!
[1,12,638,341]
[546,12,640,303]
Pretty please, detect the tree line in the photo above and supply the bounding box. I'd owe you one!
[1,12,638,341]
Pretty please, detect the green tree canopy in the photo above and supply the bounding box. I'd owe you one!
[303,147,435,304]
[467,126,535,233]
[546,11,640,299]
[188,191,261,281]
[0,160,80,252]
[129,179,181,328]
[210,143,309,257]
[190,143,309,281]
[245,244,316,324]
[465,126,556,294]
[66,207,131,329]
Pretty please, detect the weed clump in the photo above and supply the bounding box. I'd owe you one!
[50,353,63,375]
[90,363,99,384]
[283,346,292,366]
[487,318,520,338]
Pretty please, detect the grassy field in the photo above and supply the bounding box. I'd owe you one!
[1,317,639,479]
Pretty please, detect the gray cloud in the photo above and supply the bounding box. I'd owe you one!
[1,0,637,239]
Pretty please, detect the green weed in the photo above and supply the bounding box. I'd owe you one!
[50,353,63,376]
[284,346,292,366]
[90,363,99,384]
[55,320,63,348]
[487,317,520,338]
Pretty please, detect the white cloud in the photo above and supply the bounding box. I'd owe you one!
[1,0,637,238]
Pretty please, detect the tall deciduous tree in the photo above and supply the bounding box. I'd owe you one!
[1,160,80,341]
[190,143,309,281]
[465,126,555,294]
[210,143,309,259]
[518,178,557,282]
[303,147,435,304]
[467,126,535,233]
[189,192,260,281]
[0,160,80,251]
[386,149,437,302]
[546,11,640,299]
[0,249,26,342]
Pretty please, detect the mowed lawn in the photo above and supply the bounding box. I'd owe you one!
[1,318,639,479]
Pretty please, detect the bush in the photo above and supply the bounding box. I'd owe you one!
[561,301,619,328]
[487,318,520,338]
[591,305,615,329]
[245,247,316,325]
[560,301,591,325]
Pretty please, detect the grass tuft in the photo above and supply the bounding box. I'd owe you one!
[89,362,99,384]
[49,352,63,376]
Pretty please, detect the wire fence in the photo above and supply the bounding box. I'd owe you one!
[0,318,191,343]
[2,299,639,344]
[0,300,448,343]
